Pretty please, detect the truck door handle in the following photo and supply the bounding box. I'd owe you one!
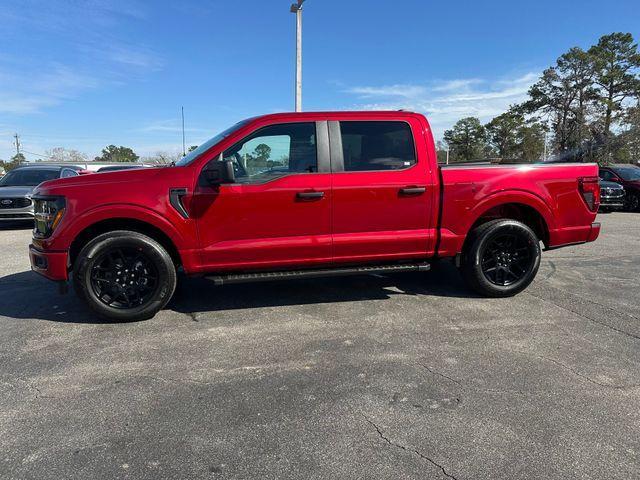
[297,191,325,200]
[399,186,426,196]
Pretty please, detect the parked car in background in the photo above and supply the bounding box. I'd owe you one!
[598,180,625,212]
[0,165,85,222]
[599,165,640,211]
[97,164,147,173]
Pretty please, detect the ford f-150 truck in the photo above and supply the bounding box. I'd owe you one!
[29,111,601,321]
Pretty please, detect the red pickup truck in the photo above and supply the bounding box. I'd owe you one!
[29,111,601,321]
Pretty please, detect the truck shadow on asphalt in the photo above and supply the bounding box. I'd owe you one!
[0,261,477,324]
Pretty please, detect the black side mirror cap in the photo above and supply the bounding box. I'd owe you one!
[204,160,235,185]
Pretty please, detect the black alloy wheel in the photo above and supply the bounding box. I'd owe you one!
[460,219,541,297]
[90,247,159,309]
[480,233,533,286]
[73,230,177,321]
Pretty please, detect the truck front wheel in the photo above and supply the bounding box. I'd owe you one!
[73,231,177,321]
[460,219,541,297]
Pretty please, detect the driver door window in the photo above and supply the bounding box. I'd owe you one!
[222,122,317,183]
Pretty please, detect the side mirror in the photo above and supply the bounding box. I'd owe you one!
[203,159,235,185]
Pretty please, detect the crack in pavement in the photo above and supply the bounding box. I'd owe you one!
[417,356,640,393]
[526,353,640,390]
[416,363,463,387]
[361,414,459,480]
[531,281,640,322]
[526,287,640,341]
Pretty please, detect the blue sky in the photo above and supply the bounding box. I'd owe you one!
[1,0,638,161]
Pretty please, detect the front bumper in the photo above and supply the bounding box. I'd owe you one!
[0,199,34,220]
[0,210,34,220]
[29,245,69,281]
[599,196,624,209]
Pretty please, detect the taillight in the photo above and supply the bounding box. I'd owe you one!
[579,177,600,212]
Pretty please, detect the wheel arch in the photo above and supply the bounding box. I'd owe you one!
[69,217,182,270]
[462,192,553,251]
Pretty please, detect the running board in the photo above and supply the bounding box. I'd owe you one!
[205,262,431,286]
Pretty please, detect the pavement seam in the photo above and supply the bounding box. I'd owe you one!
[526,288,640,341]
[517,351,640,390]
[361,414,459,480]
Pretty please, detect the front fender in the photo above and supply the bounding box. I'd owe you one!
[46,203,194,252]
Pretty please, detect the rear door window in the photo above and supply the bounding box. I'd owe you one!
[339,121,416,172]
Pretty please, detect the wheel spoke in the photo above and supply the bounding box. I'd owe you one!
[480,231,537,287]
[89,245,160,311]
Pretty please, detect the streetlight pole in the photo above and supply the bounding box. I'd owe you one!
[290,0,305,112]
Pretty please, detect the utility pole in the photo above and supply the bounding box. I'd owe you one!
[290,0,305,112]
[13,133,21,156]
[181,106,186,157]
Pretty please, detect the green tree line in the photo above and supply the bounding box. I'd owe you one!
[442,32,640,164]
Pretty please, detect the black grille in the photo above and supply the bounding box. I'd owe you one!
[601,188,623,198]
[0,213,33,219]
[0,197,32,209]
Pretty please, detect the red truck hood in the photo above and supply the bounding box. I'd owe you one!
[34,167,171,196]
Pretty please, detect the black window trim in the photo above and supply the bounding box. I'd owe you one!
[328,120,419,174]
[203,120,330,186]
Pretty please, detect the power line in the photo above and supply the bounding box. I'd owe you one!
[21,150,51,159]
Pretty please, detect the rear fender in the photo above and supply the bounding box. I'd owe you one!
[438,190,554,257]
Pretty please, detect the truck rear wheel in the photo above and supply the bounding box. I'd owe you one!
[460,219,541,297]
[73,231,177,321]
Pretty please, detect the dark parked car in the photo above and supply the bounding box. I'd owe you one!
[0,165,82,221]
[598,180,625,212]
[97,164,146,173]
[599,165,640,211]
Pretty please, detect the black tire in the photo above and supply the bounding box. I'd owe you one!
[73,230,177,321]
[460,219,541,297]
[624,192,640,212]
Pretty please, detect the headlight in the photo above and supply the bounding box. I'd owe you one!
[33,196,66,239]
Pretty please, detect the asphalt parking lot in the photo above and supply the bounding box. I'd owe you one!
[1,213,639,480]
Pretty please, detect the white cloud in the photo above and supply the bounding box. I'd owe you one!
[0,0,164,117]
[108,46,165,70]
[347,84,427,99]
[431,78,482,92]
[0,65,100,115]
[140,119,209,135]
[345,72,540,140]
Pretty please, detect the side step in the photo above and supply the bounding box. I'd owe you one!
[205,262,431,286]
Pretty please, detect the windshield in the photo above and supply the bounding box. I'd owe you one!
[174,119,252,166]
[614,167,640,181]
[0,169,59,187]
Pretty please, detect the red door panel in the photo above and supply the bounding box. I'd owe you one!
[331,169,433,262]
[330,118,436,263]
[193,174,331,271]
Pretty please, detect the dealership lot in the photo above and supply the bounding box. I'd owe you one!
[1,214,639,479]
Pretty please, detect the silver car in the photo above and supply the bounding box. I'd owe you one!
[0,165,82,221]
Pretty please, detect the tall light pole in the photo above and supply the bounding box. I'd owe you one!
[290,0,305,112]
